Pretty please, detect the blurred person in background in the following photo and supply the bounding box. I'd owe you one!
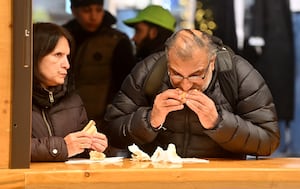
[288,0,300,157]
[123,4,176,62]
[63,0,135,129]
[245,0,294,157]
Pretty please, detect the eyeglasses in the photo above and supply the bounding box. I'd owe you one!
[168,61,211,83]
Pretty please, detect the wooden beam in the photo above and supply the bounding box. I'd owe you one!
[0,0,12,169]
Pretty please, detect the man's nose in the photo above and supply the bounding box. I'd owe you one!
[90,11,98,20]
[180,78,193,91]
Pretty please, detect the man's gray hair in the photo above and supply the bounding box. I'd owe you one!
[165,29,217,60]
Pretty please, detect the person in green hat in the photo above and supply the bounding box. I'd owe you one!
[123,5,176,61]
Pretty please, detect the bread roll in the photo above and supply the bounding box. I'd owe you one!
[82,120,97,134]
[82,120,106,160]
[89,151,106,160]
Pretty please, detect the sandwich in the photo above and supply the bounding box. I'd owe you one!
[82,120,106,160]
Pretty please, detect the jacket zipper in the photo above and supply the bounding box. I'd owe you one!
[182,108,190,157]
[42,109,53,136]
[48,91,54,103]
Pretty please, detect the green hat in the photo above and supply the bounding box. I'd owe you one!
[123,5,176,32]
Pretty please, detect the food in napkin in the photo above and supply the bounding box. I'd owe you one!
[82,120,106,160]
[89,150,106,161]
[128,143,183,163]
[128,144,151,161]
[82,120,97,134]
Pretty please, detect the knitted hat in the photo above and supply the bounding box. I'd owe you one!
[123,5,176,32]
[70,0,104,8]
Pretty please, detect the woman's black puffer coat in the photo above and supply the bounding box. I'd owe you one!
[31,81,89,162]
[104,52,280,159]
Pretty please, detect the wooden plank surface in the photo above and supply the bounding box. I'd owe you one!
[0,170,24,189]
[23,158,300,189]
[1,158,300,188]
[0,0,12,169]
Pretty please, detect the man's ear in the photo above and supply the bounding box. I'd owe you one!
[211,55,217,71]
[149,27,158,39]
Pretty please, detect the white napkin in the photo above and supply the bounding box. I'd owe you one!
[128,143,151,161]
[151,144,183,163]
[128,143,209,164]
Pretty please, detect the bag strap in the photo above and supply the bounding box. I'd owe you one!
[216,48,238,110]
[143,54,167,101]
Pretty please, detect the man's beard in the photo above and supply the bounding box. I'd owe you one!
[135,36,156,60]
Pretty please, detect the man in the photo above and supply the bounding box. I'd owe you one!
[103,29,280,159]
[123,5,176,61]
[63,0,135,128]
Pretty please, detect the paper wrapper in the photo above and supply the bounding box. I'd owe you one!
[128,143,209,164]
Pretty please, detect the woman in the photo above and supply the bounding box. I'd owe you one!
[31,22,107,161]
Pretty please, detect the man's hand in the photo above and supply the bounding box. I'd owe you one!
[150,89,184,128]
[185,89,219,129]
[64,131,92,157]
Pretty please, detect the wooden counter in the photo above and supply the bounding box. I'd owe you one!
[1,158,300,189]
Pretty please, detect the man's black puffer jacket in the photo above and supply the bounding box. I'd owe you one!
[104,52,280,159]
[31,80,89,162]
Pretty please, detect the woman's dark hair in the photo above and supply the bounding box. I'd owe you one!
[33,22,74,83]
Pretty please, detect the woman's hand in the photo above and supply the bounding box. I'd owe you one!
[90,132,108,152]
[64,131,92,157]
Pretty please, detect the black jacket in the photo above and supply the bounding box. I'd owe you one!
[31,80,89,162]
[103,52,280,159]
[247,0,295,121]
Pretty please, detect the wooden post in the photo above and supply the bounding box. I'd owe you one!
[9,0,32,169]
[0,0,12,169]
